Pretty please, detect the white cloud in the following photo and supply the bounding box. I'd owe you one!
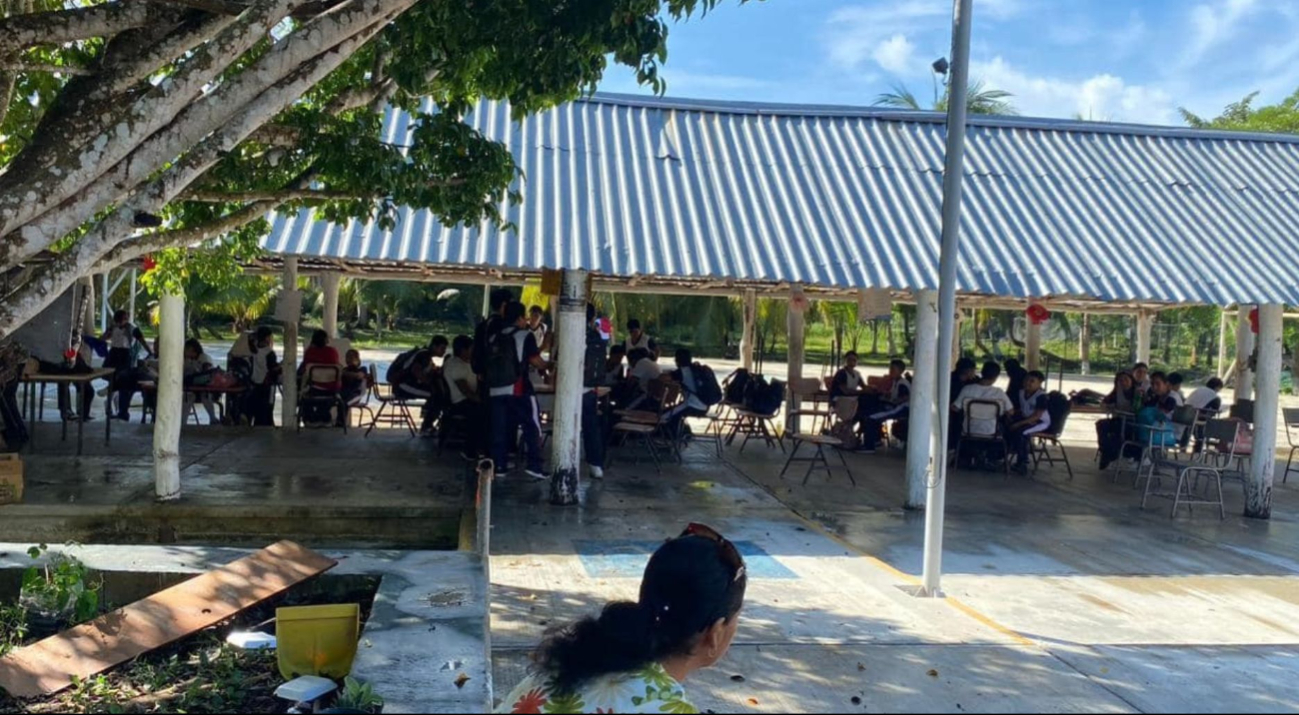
[825,1,944,74]
[872,34,917,75]
[974,57,1178,125]
[1185,0,1259,66]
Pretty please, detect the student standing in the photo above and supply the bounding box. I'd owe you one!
[103,309,149,420]
[249,327,280,426]
[487,302,550,479]
[623,319,659,360]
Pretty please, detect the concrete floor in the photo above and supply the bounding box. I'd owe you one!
[8,406,1299,712]
[489,416,1299,713]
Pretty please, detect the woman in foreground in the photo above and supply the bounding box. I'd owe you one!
[499,524,748,714]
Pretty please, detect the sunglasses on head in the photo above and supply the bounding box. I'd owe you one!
[681,523,747,584]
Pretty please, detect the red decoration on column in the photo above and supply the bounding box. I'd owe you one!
[1249,307,1259,334]
[1026,304,1050,326]
[142,255,157,272]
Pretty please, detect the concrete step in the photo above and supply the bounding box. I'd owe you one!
[0,503,466,550]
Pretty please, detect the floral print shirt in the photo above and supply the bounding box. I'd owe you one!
[498,662,697,714]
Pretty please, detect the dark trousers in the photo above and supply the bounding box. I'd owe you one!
[57,383,93,419]
[862,404,908,448]
[662,403,708,442]
[105,348,133,417]
[1008,423,1049,465]
[447,400,487,456]
[491,394,543,473]
[250,383,276,426]
[1096,418,1124,468]
[582,391,607,469]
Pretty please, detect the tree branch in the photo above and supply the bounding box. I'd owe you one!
[183,188,377,203]
[5,0,404,268]
[96,200,278,270]
[0,2,410,337]
[0,2,155,56]
[0,0,306,263]
[96,9,240,99]
[148,0,251,14]
[1,63,94,76]
[324,77,394,114]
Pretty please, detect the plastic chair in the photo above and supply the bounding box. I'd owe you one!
[1229,398,1255,424]
[1283,407,1299,485]
[1030,400,1074,480]
[297,364,346,432]
[364,364,420,437]
[954,399,1009,477]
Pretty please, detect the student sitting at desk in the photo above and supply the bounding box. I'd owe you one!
[183,339,219,424]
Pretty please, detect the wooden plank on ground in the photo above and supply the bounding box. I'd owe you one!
[0,541,336,699]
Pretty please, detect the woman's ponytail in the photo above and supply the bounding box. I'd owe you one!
[535,601,658,692]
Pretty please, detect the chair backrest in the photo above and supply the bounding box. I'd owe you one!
[1203,418,1241,456]
[790,377,823,399]
[833,396,859,422]
[659,382,683,413]
[1229,398,1255,423]
[1171,405,1200,427]
[1283,407,1299,447]
[964,399,1004,437]
[369,364,390,398]
[822,376,834,392]
[300,364,341,394]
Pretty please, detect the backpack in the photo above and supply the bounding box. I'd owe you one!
[486,327,523,390]
[386,349,422,385]
[582,328,608,388]
[726,369,753,405]
[747,377,784,416]
[1045,391,1071,433]
[691,363,723,406]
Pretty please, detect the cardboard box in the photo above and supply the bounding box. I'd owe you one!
[0,453,23,505]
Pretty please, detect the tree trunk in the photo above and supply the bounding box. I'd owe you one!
[549,270,587,506]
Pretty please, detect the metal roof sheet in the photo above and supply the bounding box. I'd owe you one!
[260,93,1299,306]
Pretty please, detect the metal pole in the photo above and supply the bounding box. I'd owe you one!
[280,258,300,429]
[786,288,806,434]
[740,289,757,372]
[921,0,974,598]
[481,283,492,318]
[1236,305,1255,401]
[100,272,110,332]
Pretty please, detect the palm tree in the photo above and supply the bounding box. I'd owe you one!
[875,80,1018,116]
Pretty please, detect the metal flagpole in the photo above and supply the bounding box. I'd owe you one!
[921,0,975,598]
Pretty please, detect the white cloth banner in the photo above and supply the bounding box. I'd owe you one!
[857,288,892,323]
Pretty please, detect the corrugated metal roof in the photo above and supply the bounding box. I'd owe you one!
[260,93,1299,306]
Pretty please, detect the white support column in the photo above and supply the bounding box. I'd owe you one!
[280,258,300,429]
[1217,308,1230,379]
[906,290,939,510]
[100,272,110,332]
[740,289,757,372]
[786,290,806,434]
[1135,311,1153,365]
[550,270,588,506]
[321,272,341,339]
[128,269,139,327]
[481,283,492,318]
[1025,318,1043,372]
[1079,313,1091,376]
[951,310,965,365]
[154,291,184,501]
[1236,305,1255,401]
[1246,304,1283,520]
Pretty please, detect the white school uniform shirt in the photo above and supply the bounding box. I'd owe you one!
[1186,387,1220,411]
[184,352,215,377]
[629,358,662,392]
[1016,388,1051,430]
[957,383,1014,436]
[105,324,136,349]
[624,333,654,354]
[443,355,478,405]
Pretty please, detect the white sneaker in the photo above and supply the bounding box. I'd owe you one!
[589,466,604,480]
[525,469,547,481]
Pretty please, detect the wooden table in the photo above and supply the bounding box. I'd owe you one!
[138,382,248,424]
[19,368,116,456]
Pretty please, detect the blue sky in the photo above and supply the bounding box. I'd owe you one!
[598,0,1299,126]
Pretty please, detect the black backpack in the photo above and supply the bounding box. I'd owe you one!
[745,376,784,415]
[583,328,608,388]
[486,327,523,390]
[386,349,420,385]
[725,369,753,405]
[691,363,723,406]
[1046,391,1071,434]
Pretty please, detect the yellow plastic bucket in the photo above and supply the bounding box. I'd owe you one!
[276,604,361,680]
